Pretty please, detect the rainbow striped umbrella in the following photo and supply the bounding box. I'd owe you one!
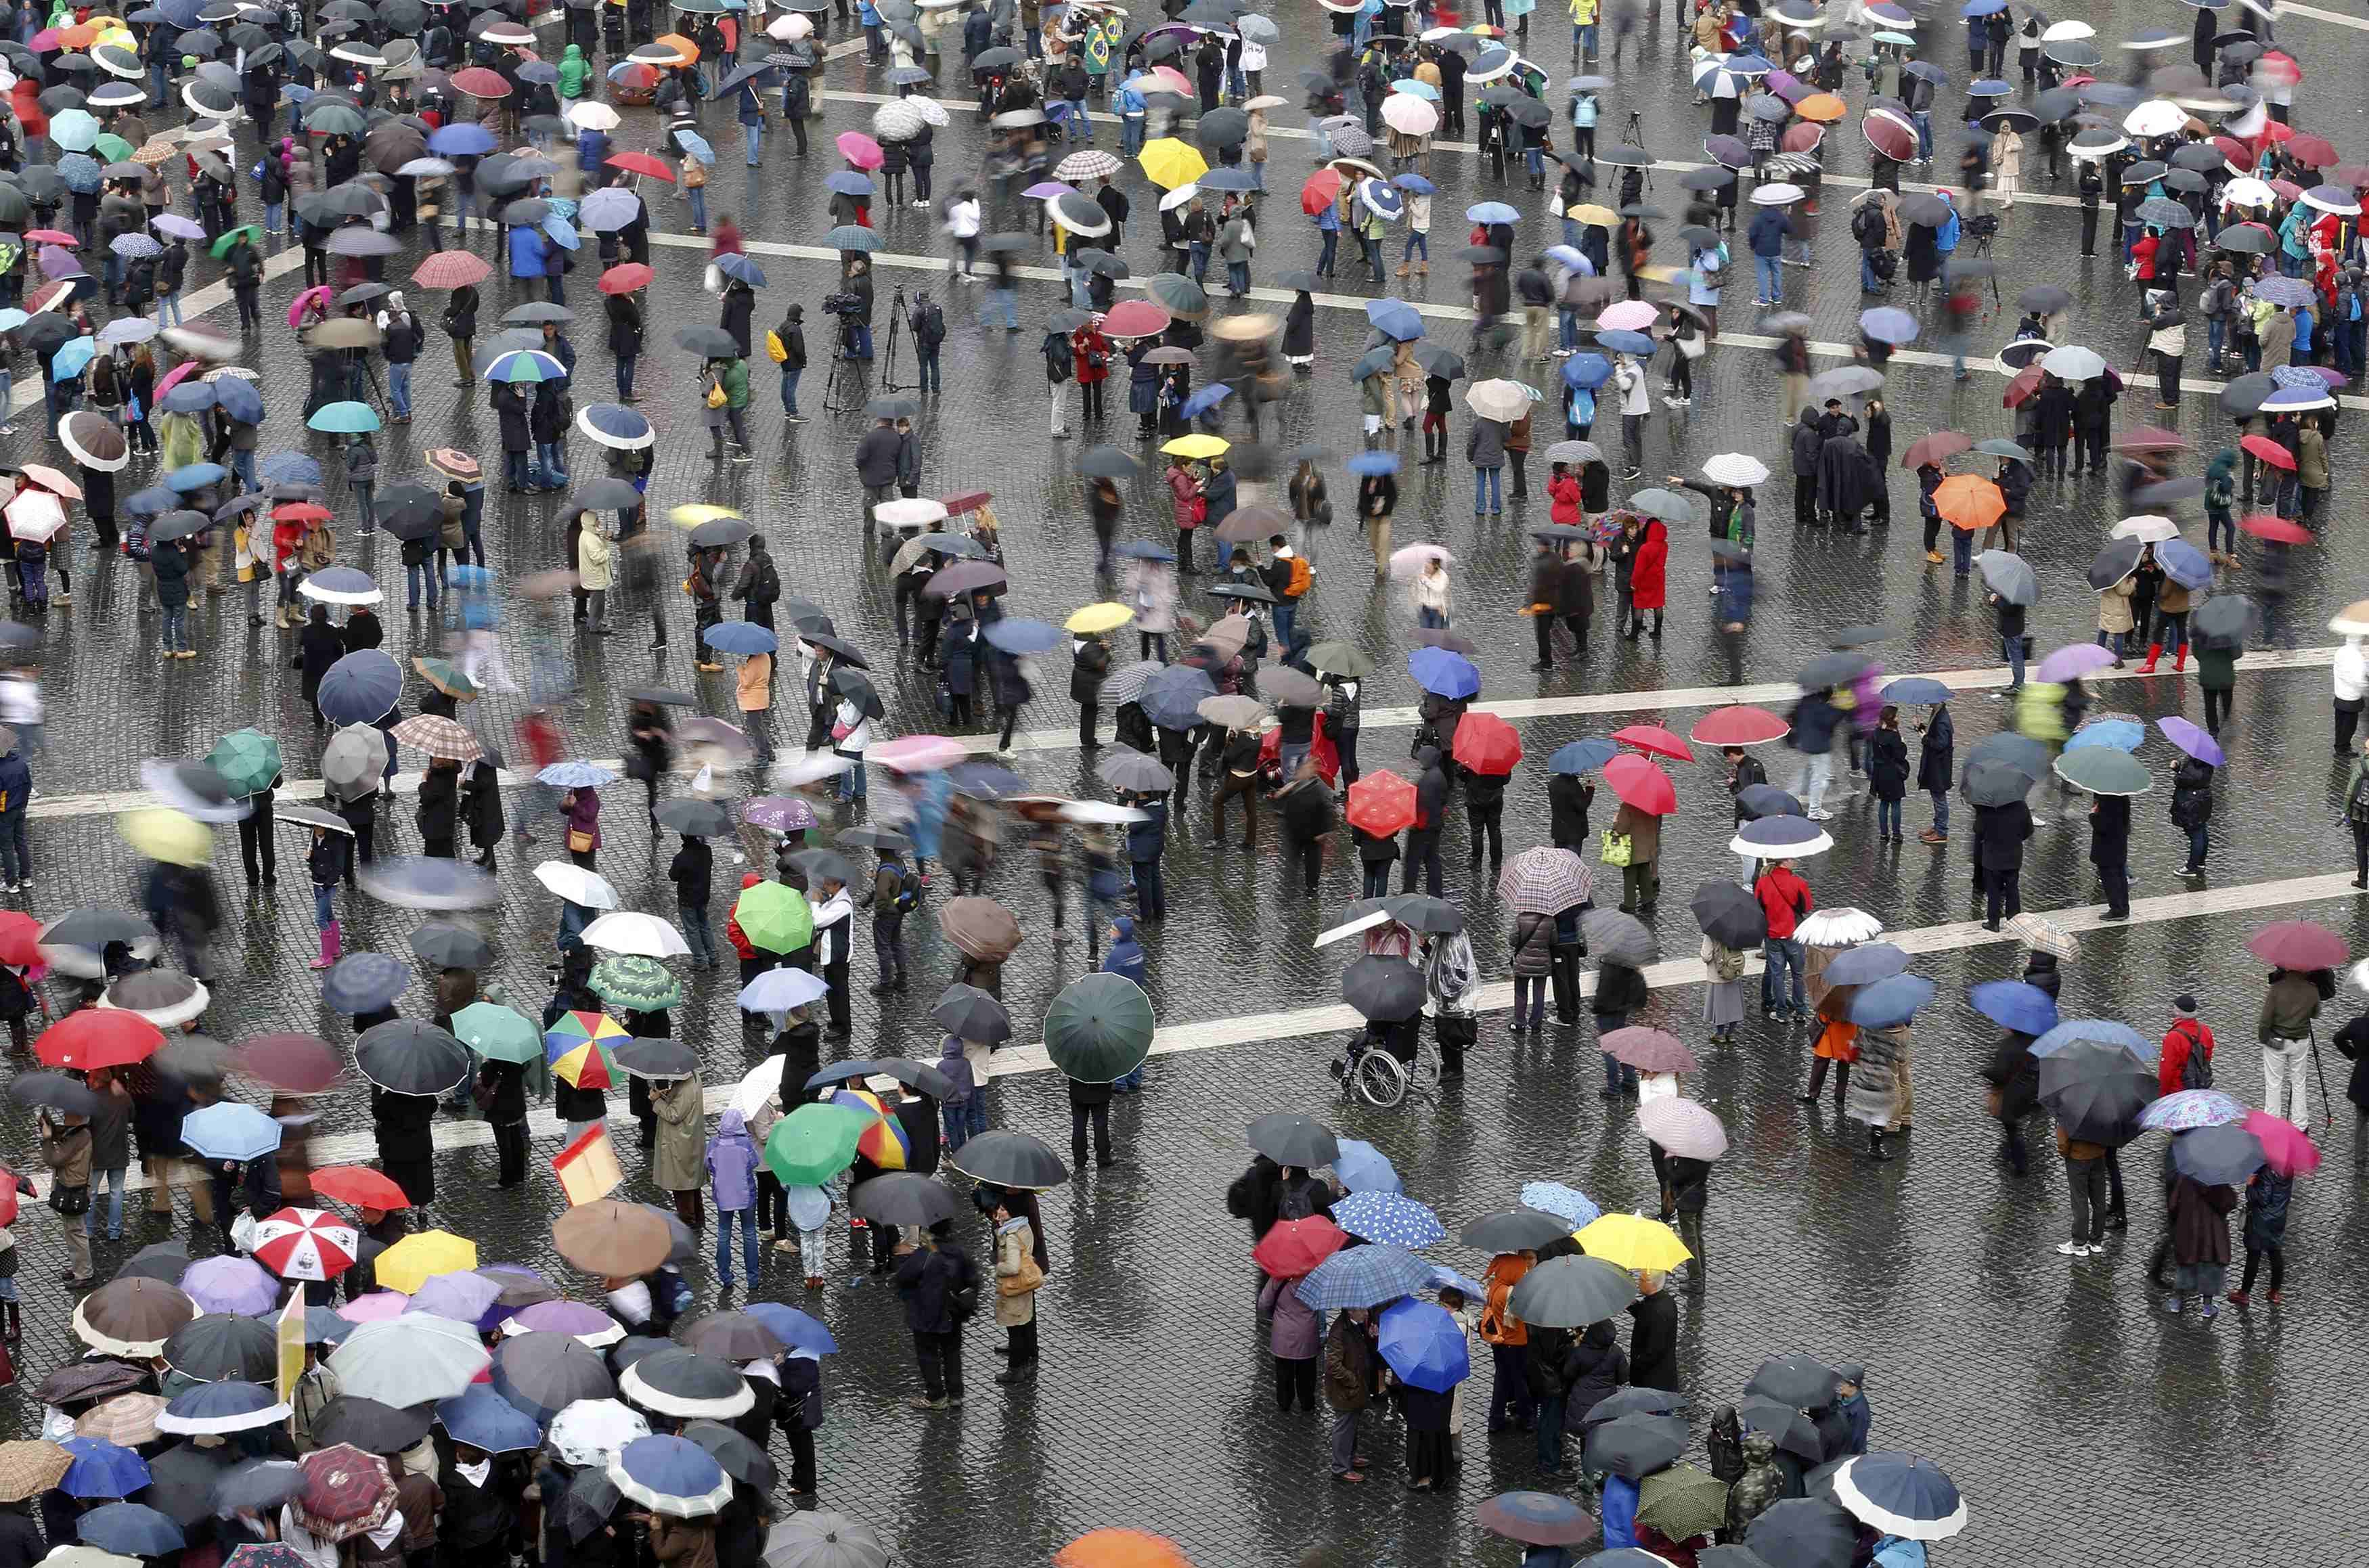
[542,1010,627,1090]
[828,1088,910,1171]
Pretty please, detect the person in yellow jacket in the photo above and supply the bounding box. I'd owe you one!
[1569,0,1599,66]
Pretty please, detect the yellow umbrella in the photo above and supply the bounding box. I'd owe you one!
[1065,602,1134,634]
[1161,433,1230,460]
[1136,137,1208,189]
[1576,1212,1693,1272]
[1568,202,1618,227]
[669,503,743,529]
[116,808,211,868]
[372,1229,481,1293]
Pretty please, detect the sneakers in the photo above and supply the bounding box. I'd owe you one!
[1807,807,1834,821]
[2054,1240,2090,1257]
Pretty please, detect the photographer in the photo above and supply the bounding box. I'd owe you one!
[839,257,877,359]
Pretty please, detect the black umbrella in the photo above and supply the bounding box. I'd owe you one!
[1342,953,1426,1021]
[830,666,885,720]
[1507,1254,1637,1328]
[373,483,443,533]
[681,1420,774,1492]
[492,1332,615,1423]
[674,324,740,357]
[803,1057,956,1100]
[613,1037,699,1079]
[1798,650,1872,690]
[410,920,493,970]
[849,1172,958,1226]
[619,1346,753,1418]
[1247,1111,1338,1168]
[313,1396,431,1454]
[10,1069,102,1115]
[800,631,870,669]
[1579,1387,1691,1429]
[1963,758,2034,807]
[354,1018,472,1095]
[931,982,1011,1042]
[1094,746,1174,792]
[1458,1207,1574,1253]
[1196,106,1249,146]
[1744,1352,1839,1409]
[1585,1412,1689,1480]
[1581,908,1658,967]
[140,1443,233,1527]
[655,798,732,837]
[1735,1395,1825,1462]
[2087,537,2144,590]
[2039,1040,2155,1146]
[162,1313,277,1382]
[947,1128,1071,1190]
[2191,594,2254,645]
[1689,880,1765,949]
[1745,1498,1859,1568]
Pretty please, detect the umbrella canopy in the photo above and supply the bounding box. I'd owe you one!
[2040,1041,2156,1146]
[1508,1254,1637,1328]
[1587,1412,1690,1480]
[1247,1112,1337,1168]
[1832,1454,1968,1542]
[1575,1212,1690,1272]
[1293,1242,1431,1310]
[1042,972,1155,1083]
[1375,1298,1469,1393]
[1690,880,1766,949]
[1331,1190,1445,1249]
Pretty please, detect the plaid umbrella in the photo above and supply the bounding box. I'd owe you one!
[1293,1242,1432,1310]
[73,1396,166,1448]
[0,1441,70,1503]
[1497,847,1592,915]
[2005,912,2080,960]
[588,956,682,1011]
[1638,1464,1731,1542]
[294,1447,394,1542]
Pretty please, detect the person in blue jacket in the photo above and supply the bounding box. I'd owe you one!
[1101,915,1149,1090]
[1124,791,1167,924]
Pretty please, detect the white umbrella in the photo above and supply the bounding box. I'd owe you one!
[1380,95,1437,135]
[1795,907,1883,945]
[548,1399,650,1468]
[2221,176,2274,209]
[1388,543,1454,581]
[580,911,691,957]
[1464,378,1530,422]
[2108,515,2179,543]
[874,496,948,529]
[770,751,854,786]
[766,11,812,38]
[1157,182,1200,212]
[2039,19,2094,41]
[1750,182,1805,206]
[1702,452,1768,487]
[5,489,67,542]
[2037,344,2106,380]
[533,860,621,910]
[906,95,951,127]
[567,101,621,131]
[2122,99,2186,138]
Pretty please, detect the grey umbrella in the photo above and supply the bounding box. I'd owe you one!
[1974,549,2038,606]
[1585,1413,1689,1480]
[2039,1040,2155,1146]
[761,1512,892,1568]
[947,1129,1070,1190]
[1458,1208,1575,1253]
[1962,759,2034,807]
[1093,744,1174,791]
[1247,1111,1338,1167]
[1342,954,1426,1021]
[849,1173,958,1227]
[1581,908,1658,967]
[1506,1254,1637,1328]
[1746,1498,1859,1568]
[1744,1351,1840,1408]
[1580,1387,1691,1429]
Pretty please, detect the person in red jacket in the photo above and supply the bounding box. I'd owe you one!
[1626,516,1668,642]
[1071,322,1110,424]
[2158,994,2215,1099]
[1754,858,1813,1022]
[725,871,766,985]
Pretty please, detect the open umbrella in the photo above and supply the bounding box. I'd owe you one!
[1042,972,1155,1083]
[1507,1254,1637,1328]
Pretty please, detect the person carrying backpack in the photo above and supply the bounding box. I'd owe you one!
[860,845,916,995]
[2156,995,2214,1098]
[2343,734,2369,887]
[893,1218,979,1409]
[1262,532,1310,652]
[730,533,780,630]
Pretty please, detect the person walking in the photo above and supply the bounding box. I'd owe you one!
[2171,750,2215,874]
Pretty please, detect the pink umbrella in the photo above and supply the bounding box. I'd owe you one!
[288,286,331,330]
[835,131,883,170]
[154,360,198,399]
[2242,1110,2323,1173]
[1595,300,1659,332]
[872,735,968,773]
[336,1290,412,1323]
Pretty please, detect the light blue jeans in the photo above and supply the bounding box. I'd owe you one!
[715,1206,759,1283]
[84,1167,125,1238]
[1756,254,1783,303]
[386,362,411,419]
[1474,466,1502,512]
[1762,935,1805,1012]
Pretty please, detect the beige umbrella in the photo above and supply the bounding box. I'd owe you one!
[1463,378,1530,422]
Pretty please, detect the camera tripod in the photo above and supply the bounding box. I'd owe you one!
[877,283,918,392]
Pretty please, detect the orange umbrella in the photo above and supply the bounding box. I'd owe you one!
[1932,473,2005,532]
[1794,93,1846,122]
[1055,1531,1193,1568]
[652,30,700,64]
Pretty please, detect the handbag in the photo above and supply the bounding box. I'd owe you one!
[705,381,728,408]
[996,1253,1045,1295]
[1599,828,1633,867]
[1310,498,1333,527]
[49,1184,89,1217]
[567,827,595,853]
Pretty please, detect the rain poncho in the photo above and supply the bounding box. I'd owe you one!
[558,43,590,101]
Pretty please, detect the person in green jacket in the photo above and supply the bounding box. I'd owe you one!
[703,355,751,462]
[2196,634,2238,736]
[556,44,590,109]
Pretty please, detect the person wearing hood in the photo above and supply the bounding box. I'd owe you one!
[1403,745,1448,897]
[770,304,808,422]
[705,1108,762,1291]
[1101,916,1147,993]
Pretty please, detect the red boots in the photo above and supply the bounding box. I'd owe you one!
[2138,643,2163,673]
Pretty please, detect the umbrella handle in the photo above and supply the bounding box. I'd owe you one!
[2309,1025,2334,1129]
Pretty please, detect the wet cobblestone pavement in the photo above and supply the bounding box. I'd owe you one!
[0,0,2367,1561]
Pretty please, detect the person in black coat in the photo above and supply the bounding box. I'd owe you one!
[477,1056,529,1188]
[893,1220,979,1408]
[545,951,607,1133]
[1404,745,1448,896]
[719,279,755,359]
[1548,769,1595,851]
[1626,1273,1680,1390]
[1983,1028,2041,1175]
[371,1084,437,1211]
[490,380,533,491]
[415,758,461,858]
[606,288,644,402]
[2089,792,2131,920]
[1562,1317,1626,1431]
[1915,702,1954,843]
[297,606,345,726]
[1973,797,2035,930]
[462,760,506,872]
[1067,1070,1115,1167]
[1071,630,1109,749]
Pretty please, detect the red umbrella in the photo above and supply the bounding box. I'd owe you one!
[605,151,676,182]
[1689,707,1788,748]
[35,1010,163,1071]
[2239,513,2313,545]
[238,1033,342,1094]
[599,263,655,295]
[2112,426,2187,454]
[2240,434,2293,470]
[2243,920,2347,972]
[450,66,510,97]
[411,250,491,290]
[1603,753,1675,815]
[836,131,884,170]
[1779,122,1823,154]
[1260,721,1339,785]
[1612,724,1693,762]
[1300,167,1344,216]
[2286,133,2336,169]
[295,1447,396,1541]
[1099,299,1171,340]
[1900,430,1970,470]
[1861,112,1915,163]
[309,1166,413,1212]
[1451,713,1524,776]
[1252,1215,1348,1277]
[2242,1109,2322,1173]
[0,911,39,967]
[1344,770,1417,836]
[2001,364,2041,409]
[22,229,76,246]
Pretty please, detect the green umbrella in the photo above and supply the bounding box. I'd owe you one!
[1042,972,1156,1083]
[589,956,682,1011]
[1305,641,1374,678]
[91,133,133,163]
[449,1002,541,1063]
[2052,747,2152,797]
[763,1102,865,1186]
[732,882,812,955]
[1637,1464,1731,1543]
[206,727,284,798]
[209,225,263,259]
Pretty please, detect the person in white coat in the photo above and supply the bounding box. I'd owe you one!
[1990,127,2022,206]
[810,872,856,1041]
[1613,353,1651,478]
[2334,633,2367,755]
[834,693,872,803]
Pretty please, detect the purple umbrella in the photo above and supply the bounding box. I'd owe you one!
[2158,715,2223,766]
[506,1299,625,1343]
[404,1271,503,1324]
[741,795,818,832]
[2035,643,2116,683]
[179,1257,280,1316]
[1022,180,1077,199]
[150,214,207,240]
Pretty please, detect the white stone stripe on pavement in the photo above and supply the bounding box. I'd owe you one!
[37,865,2358,1194]
[20,645,2334,820]
[2265,0,2369,31]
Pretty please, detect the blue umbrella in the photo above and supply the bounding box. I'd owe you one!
[322,951,410,1014]
[1858,306,1919,344]
[1596,328,1656,356]
[436,1385,544,1454]
[579,403,655,449]
[607,1435,732,1517]
[2031,1017,2154,1062]
[179,1102,284,1162]
[1968,980,2057,1036]
[542,216,581,252]
[484,350,568,383]
[1141,663,1218,730]
[429,122,497,154]
[537,761,619,788]
[1332,1190,1446,1248]
[1366,297,1424,341]
[78,1503,184,1556]
[158,382,218,414]
[1111,539,1175,562]
[1178,382,1231,420]
[302,566,380,605]
[259,451,324,487]
[981,617,1063,654]
[1823,942,1909,986]
[2064,719,2144,754]
[1293,1242,1432,1310]
[164,462,229,493]
[1832,1454,1966,1540]
[1562,351,1612,388]
[1428,1263,1486,1301]
[160,1379,288,1435]
[307,400,381,433]
[1880,676,1951,704]
[1407,646,1480,699]
[1548,738,1618,775]
[58,153,104,194]
[2154,538,2211,589]
[742,1302,837,1355]
[1345,450,1400,477]
[2171,1123,2265,1186]
[715,252,768,287]
[1518,1180,1599,1227]
[1846,972,1936,1028]
[1390,80,1440,102]
[1392,172,1437,193]
[824,170,874,197]
[1331,1137,1401,1193]
[50,336,95,379]
[1377,1297,1471,1391]
[1735,815,1828,855]
[124,485,177,516]
[318,648,405,725]
[213,378,264,424]
[701,621,780,656]
[1967,76,2013,95]
[60,1439,151,1499]
[1465,200,1522,225]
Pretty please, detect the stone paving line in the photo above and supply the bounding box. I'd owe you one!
[18,644,2337,820]
[36,863,2352,1196]
[641,226,2369,410]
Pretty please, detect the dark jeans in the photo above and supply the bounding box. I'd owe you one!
[1274,1353,1318,1412]
[1133,859,1164,921]
[2202,688,2232,733]
[493,1119,527,1186]
[1513,974,1547,1029]
[1487,1343,1534,1431]
[912,1328,964,1401]
[1402,828,1444,895]
[786,1425,817,1493]
[1361,861,1393,899]
[2098,863,2128,918]
[2239,1245,2284,1294]
[1070,1101,1111,1165]
[2064,1154,2106,1244]
[1534,1391,1568,1471]
[1983,865,2022,924]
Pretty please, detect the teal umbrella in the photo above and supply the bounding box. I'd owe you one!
[589,956,682,1011]
[1042,972,1155,1083]
[2052,748,2151,797]
[307,400,381,433]
[205,728,283,797]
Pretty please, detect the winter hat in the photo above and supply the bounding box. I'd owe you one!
[2173,994,2200,1017]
